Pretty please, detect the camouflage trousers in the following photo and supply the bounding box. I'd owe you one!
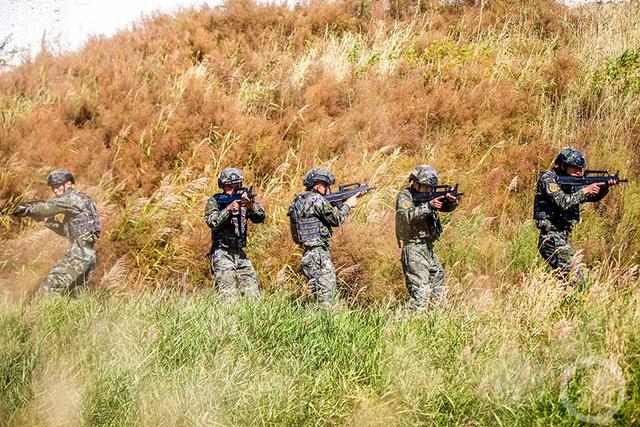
[43,241,96,295]
[538,230,584,286]
[301,246,337,306]
[401,242,445,311]
[210,247,261,300]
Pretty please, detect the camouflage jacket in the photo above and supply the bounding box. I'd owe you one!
[533,168,609,233]
[288,190,351,250]
[25,188,101,246]
[395,187,458,245]
[204,195,266,250]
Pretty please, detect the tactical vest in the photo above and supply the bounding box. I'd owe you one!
[67,191,101,239]
[395,189,442,245]
[212,193,248,248]
[533,170,580,232]
[288,192,322,245]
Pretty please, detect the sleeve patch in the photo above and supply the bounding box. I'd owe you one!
[400,200,412,209]
[548,182,559,193]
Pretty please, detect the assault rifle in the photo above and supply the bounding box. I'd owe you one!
[556,170,628,187]
[324,181,376,207]
[216,187,255,209]
[413,184,464,204]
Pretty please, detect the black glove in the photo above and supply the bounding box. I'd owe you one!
[11,205,29,217]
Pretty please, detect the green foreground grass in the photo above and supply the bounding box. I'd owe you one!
[2,276,639,426]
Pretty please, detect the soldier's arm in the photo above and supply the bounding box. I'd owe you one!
[204,197,232,230]
[44,218,67,237]
[396,191,432,225]
[542,175,587,210]
[313,196,350,227]
[585,185,609,203]
[25,193,82,221]
[247,201,266,224]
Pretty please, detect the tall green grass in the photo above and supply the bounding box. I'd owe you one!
[1,281,638,425]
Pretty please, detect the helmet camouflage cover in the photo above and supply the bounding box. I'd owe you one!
[217,167,244,188]
[409,165,439,186]
[47,168,75,187]
[555,147,586,169]
[303,167,336,190]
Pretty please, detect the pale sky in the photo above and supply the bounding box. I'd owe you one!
[0,0,607,66]
[1,0,218,64]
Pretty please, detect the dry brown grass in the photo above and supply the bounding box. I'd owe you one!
[0,0,638,303]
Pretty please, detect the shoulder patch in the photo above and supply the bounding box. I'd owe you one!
[548,182,559,193]
[400,200,412,209]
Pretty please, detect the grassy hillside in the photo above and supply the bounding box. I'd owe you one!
[1,0,640,424]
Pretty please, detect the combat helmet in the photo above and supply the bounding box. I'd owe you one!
[409,165,438,186]
[47,168,75,187]
[555,147,586,169]
[303,167,336,190]
[217,167,244,188]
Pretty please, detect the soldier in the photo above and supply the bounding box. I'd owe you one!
[534,147,617,285]
[12,168,101,295]
[288,167,359,306]
[204,167,265,299]
[395,166,458,311]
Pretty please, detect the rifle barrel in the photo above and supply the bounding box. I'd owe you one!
[324,182,375,205]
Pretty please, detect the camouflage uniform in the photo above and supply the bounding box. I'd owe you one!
[395,166,458,311]
[534,166,608,284]
[288,168,351,306]
[204,168,265,299]
[21,170,101,294]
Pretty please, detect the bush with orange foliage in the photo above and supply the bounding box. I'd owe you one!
[0,0,639,304]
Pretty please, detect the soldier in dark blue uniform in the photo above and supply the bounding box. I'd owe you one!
[533,148,617,285]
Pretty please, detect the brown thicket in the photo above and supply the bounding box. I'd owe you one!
[1,0,638,304]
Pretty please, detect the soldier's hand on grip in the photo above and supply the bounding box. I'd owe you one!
[345,194,358,208]
[583,182,604,196]
[227,200,241,212]
[241,191,255,209]
[429,196,444,209]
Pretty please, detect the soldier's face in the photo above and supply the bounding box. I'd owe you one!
[566,166,583,176]
[314,182,330,195]
[223,182,242,194]
[412,182,432,193]
[51,181,72,197]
